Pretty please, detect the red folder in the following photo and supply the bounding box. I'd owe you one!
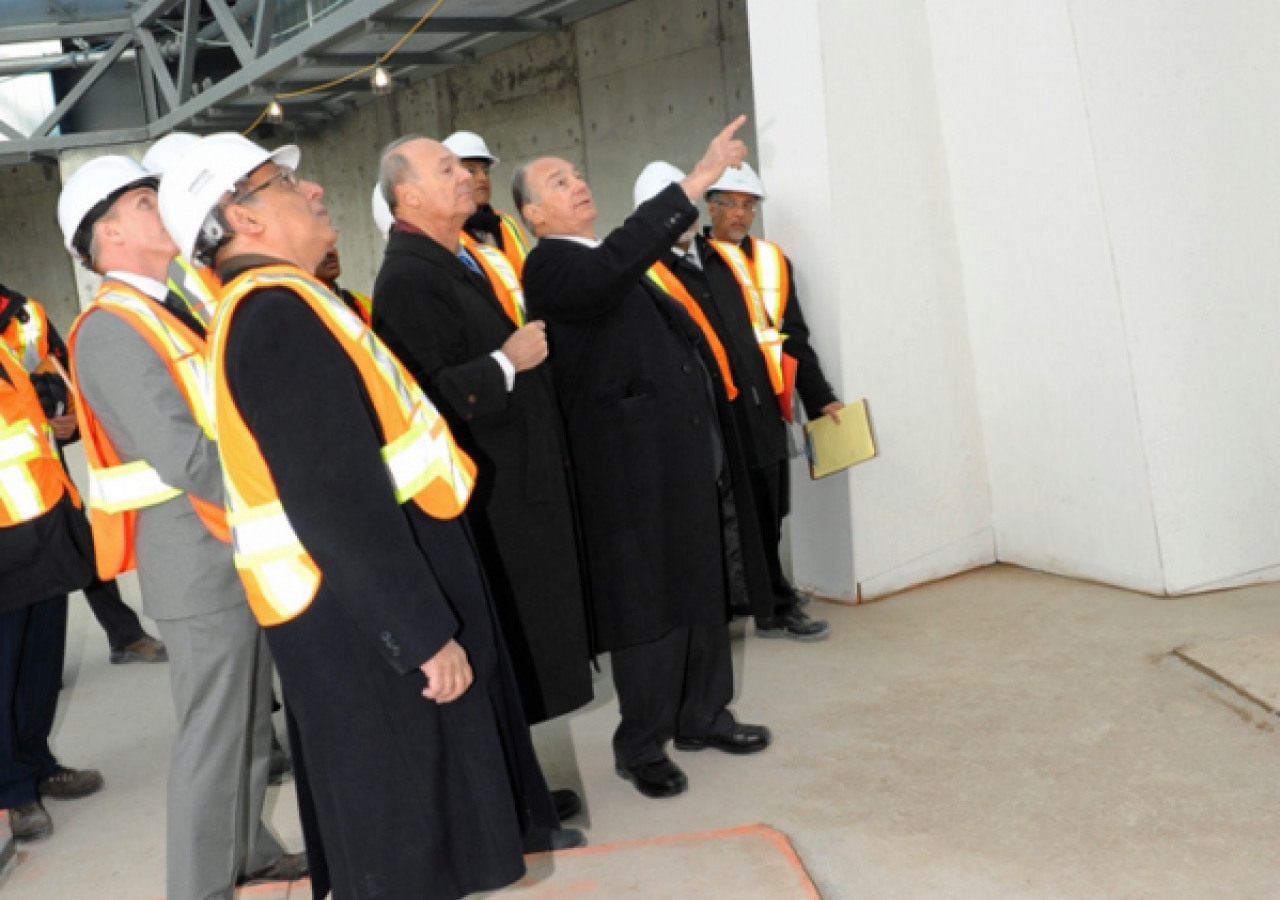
[778,352,799,423]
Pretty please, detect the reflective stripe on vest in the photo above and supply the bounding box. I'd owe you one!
[645,263,739,401]
[166,255,220,325]
[461,233,526,327]
[748,238,790,327]
[0,420,45,521]
[88,459,182,514]
[3,300,49,374]
[212,266,477,626]
[707,241,787,395]
[0,341,72,526]
[497,211,529,274]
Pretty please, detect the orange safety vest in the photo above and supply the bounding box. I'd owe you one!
[707,239,790,395]
[2,298,50,373]
[342,288,374,326]
[645,262,739,401]
[68,281,231,580]
[166,255,222,325]
[460,233,526,327]
[0,340,78,528]
[496,210,530,276]
[211,264,478,627]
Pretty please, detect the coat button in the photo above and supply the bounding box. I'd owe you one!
[468,394,477,404]
[691,415,701,425]
[682,363,693,375]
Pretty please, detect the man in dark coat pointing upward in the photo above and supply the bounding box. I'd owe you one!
[518,117,774,800]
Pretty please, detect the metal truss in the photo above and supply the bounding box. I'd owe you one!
[0,0,630,164]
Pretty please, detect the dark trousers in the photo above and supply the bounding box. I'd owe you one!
[749,461,799,623]
[611,623,736,767]
[83,574,147,651]
[0,596,67,809]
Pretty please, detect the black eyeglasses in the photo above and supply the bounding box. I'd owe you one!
[233,166,300,204]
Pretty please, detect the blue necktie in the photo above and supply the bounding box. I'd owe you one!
[458,248,483,275]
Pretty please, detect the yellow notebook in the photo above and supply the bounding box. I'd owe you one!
[804,399,877,479]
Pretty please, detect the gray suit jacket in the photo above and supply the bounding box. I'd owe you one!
[72,306,245,622]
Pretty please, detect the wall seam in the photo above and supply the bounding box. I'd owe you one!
[920,0,1000,564]
[1062,0,1170,594]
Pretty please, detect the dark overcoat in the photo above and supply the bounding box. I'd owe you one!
[521,185,775,650]
[372,228,593,724]
[217,259,556,900]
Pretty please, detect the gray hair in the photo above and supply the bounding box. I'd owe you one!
[378,134,427,213]
[511,160,538,230]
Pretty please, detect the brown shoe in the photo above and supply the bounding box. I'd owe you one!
[110,636,168,664]
[38,767,104,800]
[9,801,52,842]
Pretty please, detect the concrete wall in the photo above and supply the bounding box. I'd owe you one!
[0,163,80,334]
[298,0,757,296]
[747,0,997,601]
[925,0,1280,595]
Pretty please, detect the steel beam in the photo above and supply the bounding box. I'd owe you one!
[176,0,202,104]
[364,16,562,35]
[206,0,257,67]
[0,18,133,44]
[138,50,160,122]
[131,0,188,29]
[135,27,180,112]
[253,0,278,59]
[301,50,474,68]
[32,33,132,138]
[0,117,25,141]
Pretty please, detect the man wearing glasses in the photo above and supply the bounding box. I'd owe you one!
[61,154,304,898]
[699,162,844,641]
[160,133,558,900]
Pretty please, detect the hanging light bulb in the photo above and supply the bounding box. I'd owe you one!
[371,65,394,96]
[264,100,284,124]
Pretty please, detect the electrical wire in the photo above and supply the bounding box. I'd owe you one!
[242,0,448,134]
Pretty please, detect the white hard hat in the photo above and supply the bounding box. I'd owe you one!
[58,155,158,258]
[442,130,499,164]
[159,132,300,264]
[708,161,765,199]
[372,184,394,240]
[634,161,685,209]
[141,131,199,176]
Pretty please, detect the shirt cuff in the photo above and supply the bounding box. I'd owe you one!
[490,350,516,391]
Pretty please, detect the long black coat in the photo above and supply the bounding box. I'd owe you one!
[372,229,593,724]
[218,259,556,900]
[521,185,774,650]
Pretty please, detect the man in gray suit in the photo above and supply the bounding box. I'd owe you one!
[58,155,306,898]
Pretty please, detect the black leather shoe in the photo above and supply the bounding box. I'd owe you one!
[37,766,103,800]
[614,756,688,799]
[268,732,293,786]
[109,636,168,664]
[673,723,772,755]
[522,826,588,853]
[552,788,582,821]
[8,801,52,842]
[237,852,309,886]
[756,607,830,642]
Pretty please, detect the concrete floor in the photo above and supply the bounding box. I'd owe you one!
[3,564,1280,899]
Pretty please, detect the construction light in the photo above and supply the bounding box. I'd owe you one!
[371,65,394,96]
[265,100,284,124]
